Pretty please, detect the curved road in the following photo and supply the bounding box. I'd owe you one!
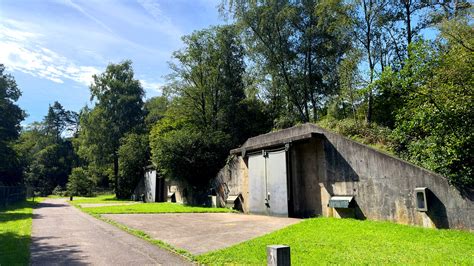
[30,198,190,265]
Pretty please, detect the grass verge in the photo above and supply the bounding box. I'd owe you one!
[196,217,474,265]
[69,194,233,214]
[70,194,132,204]
[0,198,42,265]
[79,202,234,214]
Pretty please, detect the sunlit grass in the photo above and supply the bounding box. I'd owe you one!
[70,194,131,204]
[0,199,42,265]
[79,202,233,214]
[197,217,474,265]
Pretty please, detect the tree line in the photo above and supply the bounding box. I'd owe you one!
[0,0,472,199]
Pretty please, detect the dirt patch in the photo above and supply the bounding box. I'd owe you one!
[103,213,301,255]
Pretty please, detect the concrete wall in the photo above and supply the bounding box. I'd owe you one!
[214,156,249,211]
[220,123,473,231]
[289,138,325,217]
[317,128,473,230]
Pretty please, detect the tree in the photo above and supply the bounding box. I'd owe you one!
[0,64,25,185]
[353,0,390,123]
[44,101,78,140]
[150,124,231,201]
[383,18,473,189]
[15,103,78,195]
[223,0,353,123]
[77,61,145,196]
[116,133,149,199]
[167,25,270,145]
[67,167,95,197]
[144,96,169,131]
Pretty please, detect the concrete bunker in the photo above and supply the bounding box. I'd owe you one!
[133,166,186,203]
[215,123,473,230]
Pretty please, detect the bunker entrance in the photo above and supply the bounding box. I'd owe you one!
[248,148,289,217]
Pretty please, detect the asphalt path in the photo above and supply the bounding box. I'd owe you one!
[30,198,190,265]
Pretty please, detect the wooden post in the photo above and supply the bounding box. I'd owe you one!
[267,245,290,266]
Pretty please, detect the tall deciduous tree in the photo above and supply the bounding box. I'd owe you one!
[381,17,473,189]
[0,64,25,185]
[223,0,353,123]
[77,61,145,196]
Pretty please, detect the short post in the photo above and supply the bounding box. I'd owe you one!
[267,245,290,266]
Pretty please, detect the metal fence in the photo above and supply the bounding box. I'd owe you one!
[0,186,26,207]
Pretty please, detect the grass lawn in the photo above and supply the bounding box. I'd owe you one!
[70,194,132,204]
[197,217,474,265]
[80,202,233,214]
[70,194,233,214]
[0,199,42,265]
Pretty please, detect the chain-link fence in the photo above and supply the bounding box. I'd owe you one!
[0,186,26,207]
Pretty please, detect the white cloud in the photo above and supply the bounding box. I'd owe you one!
[63,0,115,33]
[136,0,183,39]
[140,79,163,93]
[0,21,101,86]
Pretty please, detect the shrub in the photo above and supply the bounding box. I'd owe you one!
[66,167,95,197]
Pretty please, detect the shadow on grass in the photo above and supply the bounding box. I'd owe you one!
[0,232,30,264]
[0,200,37,212]
[0,212,32,224]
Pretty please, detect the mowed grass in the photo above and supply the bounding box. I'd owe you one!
[71,194,132,204]
[71,194,232,214]
[197,217,474,265]
[0,199,41,265]
[81,202,233,214]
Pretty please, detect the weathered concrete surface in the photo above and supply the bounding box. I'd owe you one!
[103,213,301,255]
[30,198,190,265]
[225,123,473,230]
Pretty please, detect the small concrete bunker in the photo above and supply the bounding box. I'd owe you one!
[215,123,473,230]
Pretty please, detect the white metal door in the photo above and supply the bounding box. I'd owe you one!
[248,150,288,216]
[248,153,267,214]
[266,150,288,216]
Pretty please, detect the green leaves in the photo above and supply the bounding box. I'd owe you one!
[387,23,474,189]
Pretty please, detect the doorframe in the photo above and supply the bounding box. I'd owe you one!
[246,144,293,217]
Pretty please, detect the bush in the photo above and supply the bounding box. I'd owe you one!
[150,127,231,189]
[66,167,95,197]
[52,185,66,196]
[318,117,394,153]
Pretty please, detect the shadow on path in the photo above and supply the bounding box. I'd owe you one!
[30,236,87,265]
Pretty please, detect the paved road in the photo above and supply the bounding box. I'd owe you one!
[104,213,301,255]
[30,198,190,265]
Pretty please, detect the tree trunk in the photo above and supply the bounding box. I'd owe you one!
[113,150,119,194]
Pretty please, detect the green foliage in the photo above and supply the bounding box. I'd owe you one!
[197,217,474,264]
[14,103,77,196]
[318,117,394,153]
[76,61,145,193]
[0,64,25,185]
[150,126,231,189]
[52,185,66,197]
[116,133,149,199]
[67,167,95,197]
[380,28,473,189]
[78,202,233,215]
[150,26,270,202]
[144,96,169,131]
[225,0,353,122]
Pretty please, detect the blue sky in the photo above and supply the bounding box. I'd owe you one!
[0,0,224,124]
